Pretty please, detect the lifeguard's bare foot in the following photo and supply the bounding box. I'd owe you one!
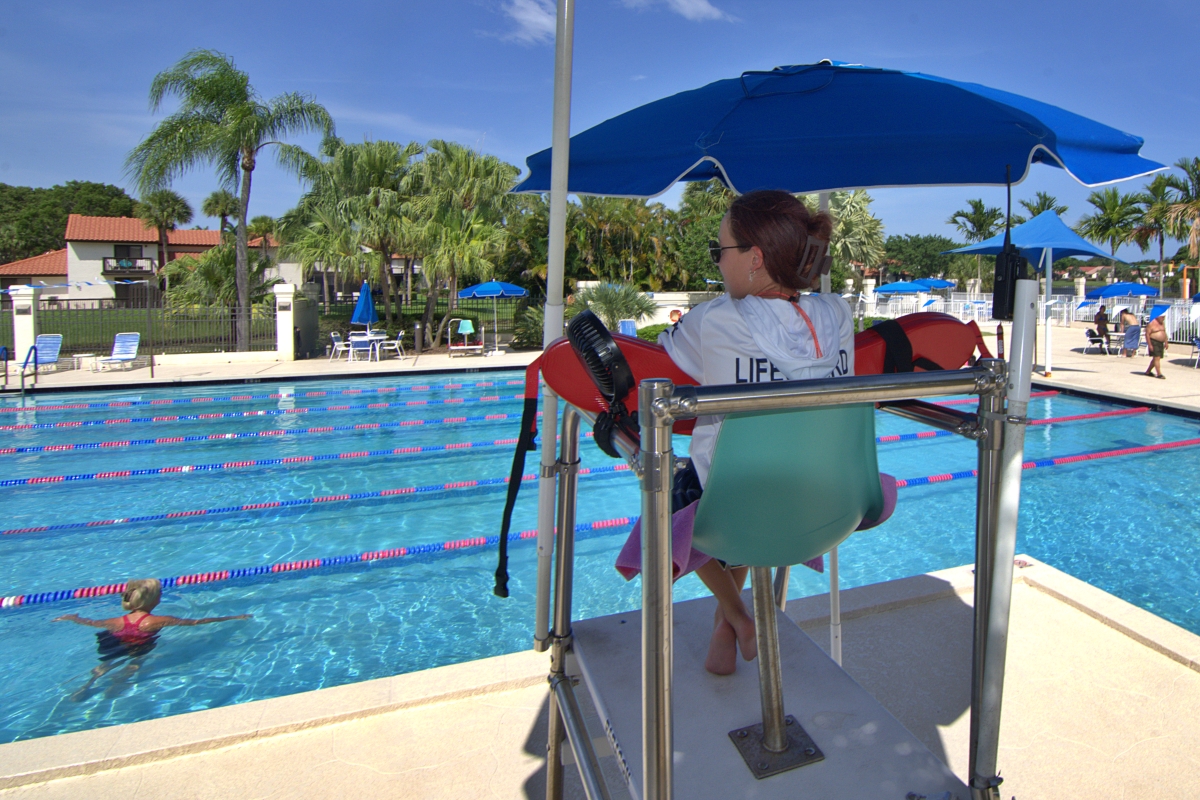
[729,611,758,662]
[705,613,738,675]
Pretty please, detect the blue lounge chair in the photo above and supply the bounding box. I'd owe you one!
[97,332,140,371]
[618,319,638,337]
[329,332,350,361]
[347,332,374,362]
[22,334,62,375]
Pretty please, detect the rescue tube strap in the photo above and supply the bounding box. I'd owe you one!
[494,358,542,597]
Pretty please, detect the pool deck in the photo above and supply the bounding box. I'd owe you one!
[3,557,1200,799]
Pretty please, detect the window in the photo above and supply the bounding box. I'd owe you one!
[113,245,143,262]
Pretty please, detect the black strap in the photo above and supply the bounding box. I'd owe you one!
[495,395,539,598]
[873,319,944,373]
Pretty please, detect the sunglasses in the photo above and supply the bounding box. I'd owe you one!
[708,240,746,264]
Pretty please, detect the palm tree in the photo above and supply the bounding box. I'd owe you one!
[165,243,280,308]
[202,189,240,237]
[814,191,885,288]
[413,140,517,347]
[126,50,334,351]
[574,283,657,330]
[1012,191,1067,225]
[1076,188,1141,280]
[247,215,276,258]
[1167,157,1200,265]
[1133,175,1179,295]
[134,188,193,290]
[947,199,1003,287]
[279,205,363,313]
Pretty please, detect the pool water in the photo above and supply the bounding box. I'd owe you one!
[1,371,1198,744]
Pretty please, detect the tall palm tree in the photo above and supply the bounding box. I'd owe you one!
[135,188,193,290]
[1133,174,1179,295]
[1012,191,1068,225]
[126,50,334,351]
[1076,188,1141,280]
[202,189,240,237]
[413,140,517,346]
[247,215,276,258]
[1167,157,1200,264]
[816,191,885,287]
[279,205,363,313]
[947,199,1003,287]
[574,283,657,329]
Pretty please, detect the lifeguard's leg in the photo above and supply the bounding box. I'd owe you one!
[697,560,758,674]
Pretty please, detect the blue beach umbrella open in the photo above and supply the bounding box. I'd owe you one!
[874,281,930,295]
[516,61,1164,198]
[350,281,379,329]
[1086,282,1159,299]
[913,278,956,290]
[945,211,1115,267]
[457,280,529,353]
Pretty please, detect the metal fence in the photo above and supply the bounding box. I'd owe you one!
[321,294,524,334]
[37,302,276,361]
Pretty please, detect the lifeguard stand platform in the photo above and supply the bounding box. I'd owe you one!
[529,283,1037,800]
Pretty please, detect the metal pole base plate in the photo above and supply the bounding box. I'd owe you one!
[728,715,824,779]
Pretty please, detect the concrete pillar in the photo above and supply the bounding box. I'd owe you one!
[1074,277,1087,298]
[273,283,296,361]
[862,279,876,316]
[11,286,40,363]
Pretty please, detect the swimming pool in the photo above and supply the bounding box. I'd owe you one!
[1,370,1198,744]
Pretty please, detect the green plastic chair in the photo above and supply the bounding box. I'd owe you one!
[691,403,884,567]
[689,403,885,774]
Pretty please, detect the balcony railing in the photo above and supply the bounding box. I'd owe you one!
[102,257,157,273]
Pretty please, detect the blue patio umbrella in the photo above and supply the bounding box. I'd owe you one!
[874,281,930,295]
[350,282,379,328]
[1086,282,1159,299]
[515,61,1164,198]
[944,211,1116,267]
[913,278,956,290]
[458,281,529,353]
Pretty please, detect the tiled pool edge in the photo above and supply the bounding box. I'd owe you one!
[5,557,1200,791]
[0,648,549,790]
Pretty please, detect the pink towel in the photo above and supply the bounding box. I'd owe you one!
[613,473,897,581]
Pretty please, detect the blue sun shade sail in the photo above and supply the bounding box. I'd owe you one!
[1085,282,1159,299]
[945,211,1116,264]
[515,62,1164,198]
[350,282,378,326]
[457,281,529,299]
[874,281,931,294]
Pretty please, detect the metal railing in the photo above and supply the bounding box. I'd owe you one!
[540,281,1041,800]
[101,257,157,273]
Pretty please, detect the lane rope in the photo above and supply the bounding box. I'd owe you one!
[0,517,635,609]
[0,394,528,432]
[0,380,532,414]
[0,464,633,536]
[3,408,1146,487]
[0,411,543,455]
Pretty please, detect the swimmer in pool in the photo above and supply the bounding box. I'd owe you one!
[54,578,251,700]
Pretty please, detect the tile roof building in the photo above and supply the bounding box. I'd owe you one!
[0,249,69,300]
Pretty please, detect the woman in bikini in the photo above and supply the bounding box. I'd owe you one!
[55,578,251,699]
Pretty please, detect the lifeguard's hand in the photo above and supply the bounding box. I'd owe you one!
[52,614,79,622]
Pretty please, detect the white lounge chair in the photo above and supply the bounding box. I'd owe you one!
[377,331,405,360]
[97,332,140,371]
[329,332,351,361]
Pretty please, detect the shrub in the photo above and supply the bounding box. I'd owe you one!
[637,323,670,342]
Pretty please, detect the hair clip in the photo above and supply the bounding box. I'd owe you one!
[798,237,831,282]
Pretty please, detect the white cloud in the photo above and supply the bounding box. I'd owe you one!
[622,0,733,22]
[327,105,485,145]
[501,0,557,44]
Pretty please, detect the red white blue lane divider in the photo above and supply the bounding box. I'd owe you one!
[0,394,527,432]
[875,405,1149,444]
[937,389,1057,406]
[0,516,635,609]
[892,436,1200,488]
[0,464,633,536]
[2,407,1142,486]
[0,380,533,414]
[0,432,596,488]
[0,412,543,455]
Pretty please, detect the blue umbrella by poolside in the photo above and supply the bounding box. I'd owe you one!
[458,281,529,354]
[874,281,931,295]
[945,211,1116,266]
[913,278,956,290]
[350,281,379,329]
[1085,282,1159,299]
[516,62,1164,198]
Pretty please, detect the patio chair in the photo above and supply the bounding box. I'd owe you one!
[22,334,62,375]
[347,332,375,362]
[448,318,484,357]
[329,332,351,361]
[96,332,140,371]
[618,319,638,337]
[1083,328,1112,354]
[376,331,405,360]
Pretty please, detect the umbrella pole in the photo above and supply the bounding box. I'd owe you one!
[1045,247,1053,376]
[541,3,575,799]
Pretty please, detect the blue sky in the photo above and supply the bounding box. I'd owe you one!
[2,0,1197,260]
